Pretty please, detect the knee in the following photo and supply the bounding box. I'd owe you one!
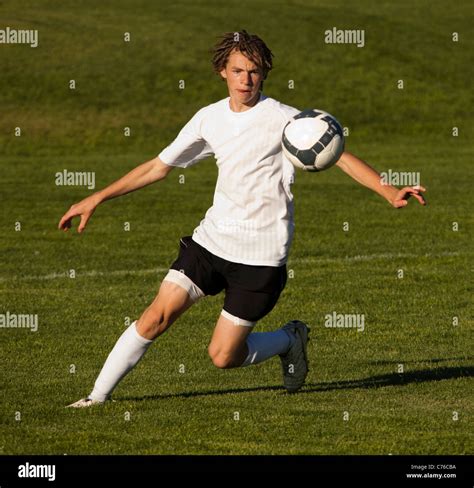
[208,345,234,369]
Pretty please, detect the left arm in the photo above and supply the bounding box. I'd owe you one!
[335,151,426,208]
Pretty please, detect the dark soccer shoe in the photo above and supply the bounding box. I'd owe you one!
[279,320,310,393]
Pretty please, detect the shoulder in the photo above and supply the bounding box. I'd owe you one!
[184,98,228,131]
[260,95,301,122]
[193,98,228,120]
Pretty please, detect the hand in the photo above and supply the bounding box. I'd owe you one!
[391,185,426,208]
[58,195,100,233]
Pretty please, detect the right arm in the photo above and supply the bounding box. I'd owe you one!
[58,156,174,233]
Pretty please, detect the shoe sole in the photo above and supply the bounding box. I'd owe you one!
[66,398,108,408]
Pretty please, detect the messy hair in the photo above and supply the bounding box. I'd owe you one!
[211,30,274,80]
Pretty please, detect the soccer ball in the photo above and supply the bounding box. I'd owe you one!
[282,109,345,172]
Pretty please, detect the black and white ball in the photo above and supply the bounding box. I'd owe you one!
[282,109,345,172]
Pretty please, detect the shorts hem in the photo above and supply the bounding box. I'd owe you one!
[221,309,256,327]
[163,269,205,302]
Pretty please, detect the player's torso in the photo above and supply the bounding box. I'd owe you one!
[193,97,298,265]
[201,100,294,195]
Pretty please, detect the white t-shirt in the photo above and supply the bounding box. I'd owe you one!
[159,94,300,267]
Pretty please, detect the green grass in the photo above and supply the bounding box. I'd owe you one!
[0,0,472,455]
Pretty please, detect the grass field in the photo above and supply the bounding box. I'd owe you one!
[0,0,472,455]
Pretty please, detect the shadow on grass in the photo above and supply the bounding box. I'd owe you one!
[301,365,474,395]
[121,365,473,402]
[365,357,473,366]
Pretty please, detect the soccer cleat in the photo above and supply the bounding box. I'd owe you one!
[66,397,104,408]
[279,320,310,393]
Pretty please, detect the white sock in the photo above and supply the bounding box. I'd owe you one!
[89,321,153,402]
[241,329,294,367]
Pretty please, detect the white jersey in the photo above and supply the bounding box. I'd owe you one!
[159,94,300,266]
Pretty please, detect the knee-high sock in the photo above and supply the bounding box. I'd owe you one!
[241,329,294,367]
[89,321,153,402]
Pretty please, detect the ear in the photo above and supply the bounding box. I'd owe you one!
[220,67,227,79]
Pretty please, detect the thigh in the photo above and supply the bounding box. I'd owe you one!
[136,279,195,340]
[208,312,254,357]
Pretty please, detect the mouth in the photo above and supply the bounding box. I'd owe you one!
[237,89,252,94]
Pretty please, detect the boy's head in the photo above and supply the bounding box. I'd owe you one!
[212,31,273,106]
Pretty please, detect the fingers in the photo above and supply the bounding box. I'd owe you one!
[62,219,72,231]
[403,187,426,205]
[413,193,426,205]
[77,214,90,233]
[58,204,81,232]
[58,212,73,231]
[402,186,426,195]
[392,186,427,209]
[393,199,408,209]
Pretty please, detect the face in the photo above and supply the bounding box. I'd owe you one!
[220,49,264,110]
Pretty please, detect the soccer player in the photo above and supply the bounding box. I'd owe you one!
[60,31,426,407]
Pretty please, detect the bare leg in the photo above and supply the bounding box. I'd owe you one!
[88,279,196,402]
[136,280,195,340]
[207,314,254,368]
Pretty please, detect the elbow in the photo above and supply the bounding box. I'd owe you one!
[152,157,174,181]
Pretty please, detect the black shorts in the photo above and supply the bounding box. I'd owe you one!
[168,235,287,324]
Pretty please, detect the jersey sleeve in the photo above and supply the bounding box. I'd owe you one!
[158,107,214,168]
[278,102,300,123]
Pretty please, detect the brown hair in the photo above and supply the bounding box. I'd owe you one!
[211,30,274,80]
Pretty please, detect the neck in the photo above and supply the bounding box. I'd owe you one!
[229,91,261,112]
